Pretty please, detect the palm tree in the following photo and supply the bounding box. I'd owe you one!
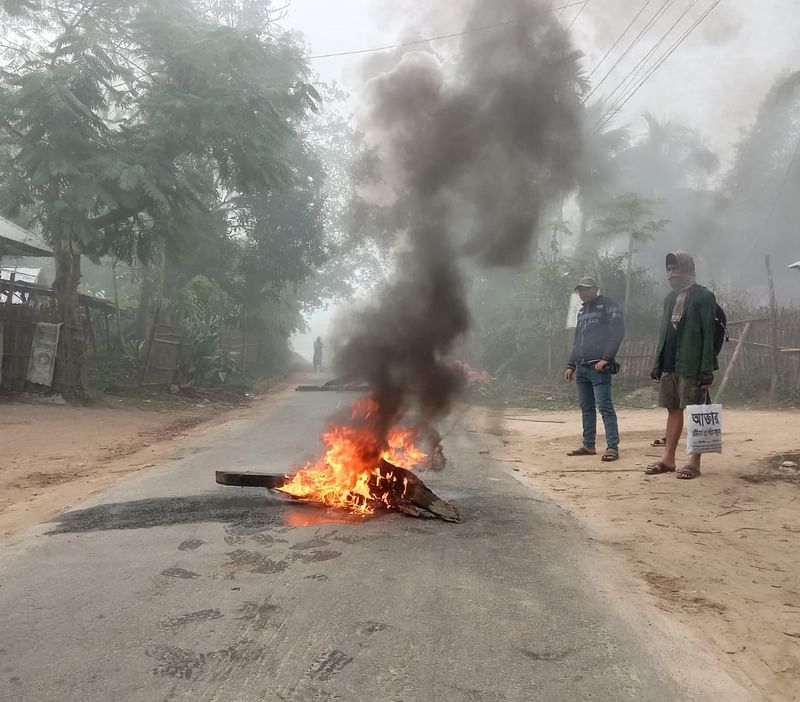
[619,113,719,196]
[575,101,630,252]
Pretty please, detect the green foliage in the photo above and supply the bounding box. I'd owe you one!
[175,275,237,385]
[236,138,327,298]
[182,325,238,386]
[575,101,630,247]
[123,338,147,376]
[0,1,320,270]
[0,0,343,389]
[593,192,669,311]
[176,275,234,321]
[465,254,578,381]
[593,192,669,245]
[465,253,660,388]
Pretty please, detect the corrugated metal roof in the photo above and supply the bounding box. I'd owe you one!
[0,216,52,257]
[1,266,41,283]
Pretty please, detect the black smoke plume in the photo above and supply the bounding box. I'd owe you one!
[335,0,584,446]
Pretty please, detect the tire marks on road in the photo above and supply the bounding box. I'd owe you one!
[160,609,223,630]
[305,650,354,682]
[224,549,290,575]
[237,599,279,631]
[161,567,201,580]
[177,539,204,552]
[146,642,266,681]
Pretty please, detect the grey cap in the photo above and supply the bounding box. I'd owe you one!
[574,275,599,290]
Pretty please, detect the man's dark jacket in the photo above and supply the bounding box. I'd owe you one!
[567,295,625,369]
[652,284,719,378]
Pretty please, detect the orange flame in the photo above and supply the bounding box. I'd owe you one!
[277,397,426,515]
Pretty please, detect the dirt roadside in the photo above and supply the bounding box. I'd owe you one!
[467,405,800,702]
[0,379,297,541]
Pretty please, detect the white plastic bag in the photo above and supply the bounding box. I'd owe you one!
[685,403,723,455]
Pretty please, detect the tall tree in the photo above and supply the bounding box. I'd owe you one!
[0,0,319,389]
[605,113,719,270]
[619,113,719,195]
[714,70,800,290]
[575,101,630,251]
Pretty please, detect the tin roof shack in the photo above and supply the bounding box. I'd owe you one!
[0,216,51,259]
[1,277,117,392]
[0,223,116,392]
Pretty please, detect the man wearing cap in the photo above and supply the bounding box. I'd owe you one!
[565,277,625,462]
[646,252,717,480]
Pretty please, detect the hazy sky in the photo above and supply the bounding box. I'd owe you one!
[284,0,800,353]
[285,0,800,158]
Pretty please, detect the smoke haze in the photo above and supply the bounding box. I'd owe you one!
[333,0,583,439]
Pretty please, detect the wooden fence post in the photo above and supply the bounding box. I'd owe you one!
[717,322,751,402]
[139,303,161,386]
[111,259,124,351]
[765,256,780,400]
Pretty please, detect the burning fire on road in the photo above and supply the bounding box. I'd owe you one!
[216,396,459,522]
[277,396,457,521]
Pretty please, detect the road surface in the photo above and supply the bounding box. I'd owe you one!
[0,386,751,702]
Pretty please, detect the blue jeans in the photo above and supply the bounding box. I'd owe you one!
[575,364,620,450]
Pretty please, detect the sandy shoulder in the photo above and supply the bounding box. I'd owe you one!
[0,379,298,542]
[466,404,800,702]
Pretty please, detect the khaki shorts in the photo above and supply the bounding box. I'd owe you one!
[658,372,706,410]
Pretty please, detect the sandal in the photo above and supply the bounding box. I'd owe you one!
[645,461,675,475]
[601,448,619,462]
[676,465,701,480]
[567,447,597,456]
[651,437,667,447]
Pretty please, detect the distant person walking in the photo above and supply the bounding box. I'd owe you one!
[313,336,324,372]
[565,276,625,462]
[646,252,717,480]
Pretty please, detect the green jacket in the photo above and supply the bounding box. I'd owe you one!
[653,284,719,377]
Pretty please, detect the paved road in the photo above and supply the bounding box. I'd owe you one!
[0,388,749,702]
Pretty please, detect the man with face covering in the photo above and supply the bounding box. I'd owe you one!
[646,252,718,480]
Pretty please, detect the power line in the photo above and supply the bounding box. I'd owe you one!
[598,0,723,131]
[583,0,676,102]
[593,0,724,134]
[584,0,675,101]
[567,0,591,30]
[586,0,654,80]
[603,0,697,108]
[306,1,588,60]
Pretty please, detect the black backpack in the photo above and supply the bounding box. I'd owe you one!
[714,304,729,356]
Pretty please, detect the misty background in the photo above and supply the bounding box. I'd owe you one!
[1,0,798,402]
[287,0,800,358]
